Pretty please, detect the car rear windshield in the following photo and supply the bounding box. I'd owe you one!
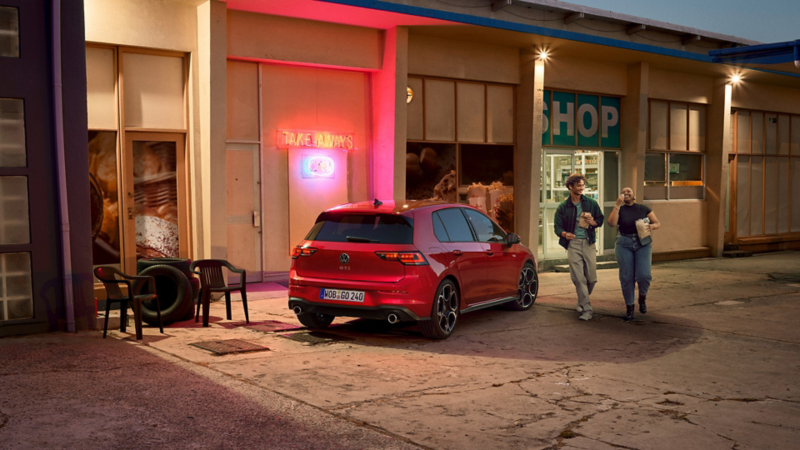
[305,213,414,244]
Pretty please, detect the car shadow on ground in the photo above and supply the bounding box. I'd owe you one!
[313,303,705,365]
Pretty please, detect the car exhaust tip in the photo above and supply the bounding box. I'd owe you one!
[292,306,302,315]
[387,313,399,324]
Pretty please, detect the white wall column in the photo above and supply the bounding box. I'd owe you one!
[197,0,227,258]
[621,62,649,192]
[515,50,545,254]
[707,80,733,257]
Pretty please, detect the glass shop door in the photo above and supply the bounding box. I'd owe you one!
[540,149,604,259]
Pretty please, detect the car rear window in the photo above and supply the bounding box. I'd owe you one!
[305,213,414,244]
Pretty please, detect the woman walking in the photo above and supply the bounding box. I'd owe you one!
[607,187,660,321]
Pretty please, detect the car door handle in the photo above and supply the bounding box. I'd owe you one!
[452,250,463,257]
[484,249,494,256]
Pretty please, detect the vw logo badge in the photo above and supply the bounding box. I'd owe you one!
[340,253,350,264]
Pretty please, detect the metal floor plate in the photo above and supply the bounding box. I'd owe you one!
[246,320,304,333]
[190,339,270,355]
[279,331,354,345]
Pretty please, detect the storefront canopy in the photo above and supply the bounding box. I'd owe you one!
[709,40,800,76]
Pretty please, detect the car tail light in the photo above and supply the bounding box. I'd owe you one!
[291,246,318,259]
[374,251,428,265]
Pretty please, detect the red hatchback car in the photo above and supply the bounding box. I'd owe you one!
[288,200,538,339]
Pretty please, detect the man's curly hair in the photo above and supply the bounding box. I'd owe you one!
[565,173,587,190]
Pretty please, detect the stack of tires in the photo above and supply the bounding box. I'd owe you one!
[136,258,200,325]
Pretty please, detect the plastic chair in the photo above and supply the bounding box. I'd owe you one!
[94,266,163,340]
[190,259,250,327]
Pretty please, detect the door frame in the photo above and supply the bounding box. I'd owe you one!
[122,132,190,273]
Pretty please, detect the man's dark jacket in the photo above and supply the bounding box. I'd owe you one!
[553,195,605,250]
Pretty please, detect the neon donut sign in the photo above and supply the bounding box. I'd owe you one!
[305,156,335,178]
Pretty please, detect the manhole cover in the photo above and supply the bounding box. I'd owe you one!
[279,331,355,345]
[190,339,269,355]
[247,320,304,333]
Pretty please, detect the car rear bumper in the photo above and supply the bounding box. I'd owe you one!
[288,297,429,322]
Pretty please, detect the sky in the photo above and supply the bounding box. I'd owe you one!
[562,0,799,43]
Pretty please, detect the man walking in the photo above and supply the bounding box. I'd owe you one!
[554,173,604,321]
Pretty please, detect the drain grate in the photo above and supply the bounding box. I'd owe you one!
[190,339,270,355]
[279,331,355,345]
[246,320,304,333]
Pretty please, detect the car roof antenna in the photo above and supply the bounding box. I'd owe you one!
[373,198,383,208]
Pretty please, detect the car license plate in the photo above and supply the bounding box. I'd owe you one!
[320,288,365,302]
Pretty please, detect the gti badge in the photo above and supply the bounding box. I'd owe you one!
[340,253,350,264]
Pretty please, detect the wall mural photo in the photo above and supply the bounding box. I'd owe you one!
[88,131,121,266]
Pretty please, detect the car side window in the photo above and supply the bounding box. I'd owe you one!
[435,209,475,242]
[432,212,450,242]
[463,209,506,243]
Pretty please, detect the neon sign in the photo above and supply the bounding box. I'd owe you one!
[302,155,335,179]
[277,130,354,150]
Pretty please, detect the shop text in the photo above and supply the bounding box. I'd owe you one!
[278,130,354,150]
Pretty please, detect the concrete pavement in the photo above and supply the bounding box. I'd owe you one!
[1,252,799,449]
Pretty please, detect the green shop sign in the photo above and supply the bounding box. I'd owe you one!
[542,90,620,148]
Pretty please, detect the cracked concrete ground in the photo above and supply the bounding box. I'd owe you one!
[1,252,799,449]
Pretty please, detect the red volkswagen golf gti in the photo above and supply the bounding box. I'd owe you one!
[288,200,538,339]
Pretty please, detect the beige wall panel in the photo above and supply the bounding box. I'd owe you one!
[732,82,800,115]
[486,84,514,143]
[314,70,370,202]
[456,82,485,142]
[226,223,255,277]
[84,0,197,51]
[226,61,259,141]
[688,105,705,151]
[407,77,424,140]
[764,157,778,234]
[751,111,764,154]
[260,64,369,272]
[123,52,185,129]
[644,200,707,252]
[649,101,668,150]
[765,113,777,155]
[86,47,116,130]
[226,150,254,216]
[228,11,382,70]
[792,116,800,155]
[778,161,789,233]
[545,56,626,96]
[670,103,688,150]
[778,115,790,155]
[736,111,750,154]
[408,34,518,84]
[649,68,712,104]
[424,79,455,142]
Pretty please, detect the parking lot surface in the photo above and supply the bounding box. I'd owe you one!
[2,252,799,449]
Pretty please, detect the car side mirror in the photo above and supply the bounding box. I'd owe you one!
[507,233,520,246]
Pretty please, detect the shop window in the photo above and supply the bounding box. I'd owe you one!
[405,142,456,201]
[647,100,707,200]
[0,176,29,245]
[88,131,120,268]
[732,110,800,236]
[122,52,185,130]
[86,47,117,130]
[0,6,19,58]
[0,98,26,167]
[0,252,33,321]
[644,152,703,200]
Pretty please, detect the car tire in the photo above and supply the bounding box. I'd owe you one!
[138,264,192,326]
[505,262,538,311]
[297,312,335,329]
[420,279,459,339]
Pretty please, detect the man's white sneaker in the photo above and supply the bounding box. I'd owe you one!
[579,311,593,321]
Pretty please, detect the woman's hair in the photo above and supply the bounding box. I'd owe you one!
[565,173,587,190]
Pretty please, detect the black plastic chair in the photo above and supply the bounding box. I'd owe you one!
[94,266,163,340]
[190,259,250,327]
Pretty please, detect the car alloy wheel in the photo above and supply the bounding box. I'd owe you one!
[506,263,538,311]
[420,280,459,339]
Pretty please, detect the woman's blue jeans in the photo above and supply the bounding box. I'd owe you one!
[614,235,652,306]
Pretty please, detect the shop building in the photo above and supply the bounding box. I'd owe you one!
[2,0,799,335]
